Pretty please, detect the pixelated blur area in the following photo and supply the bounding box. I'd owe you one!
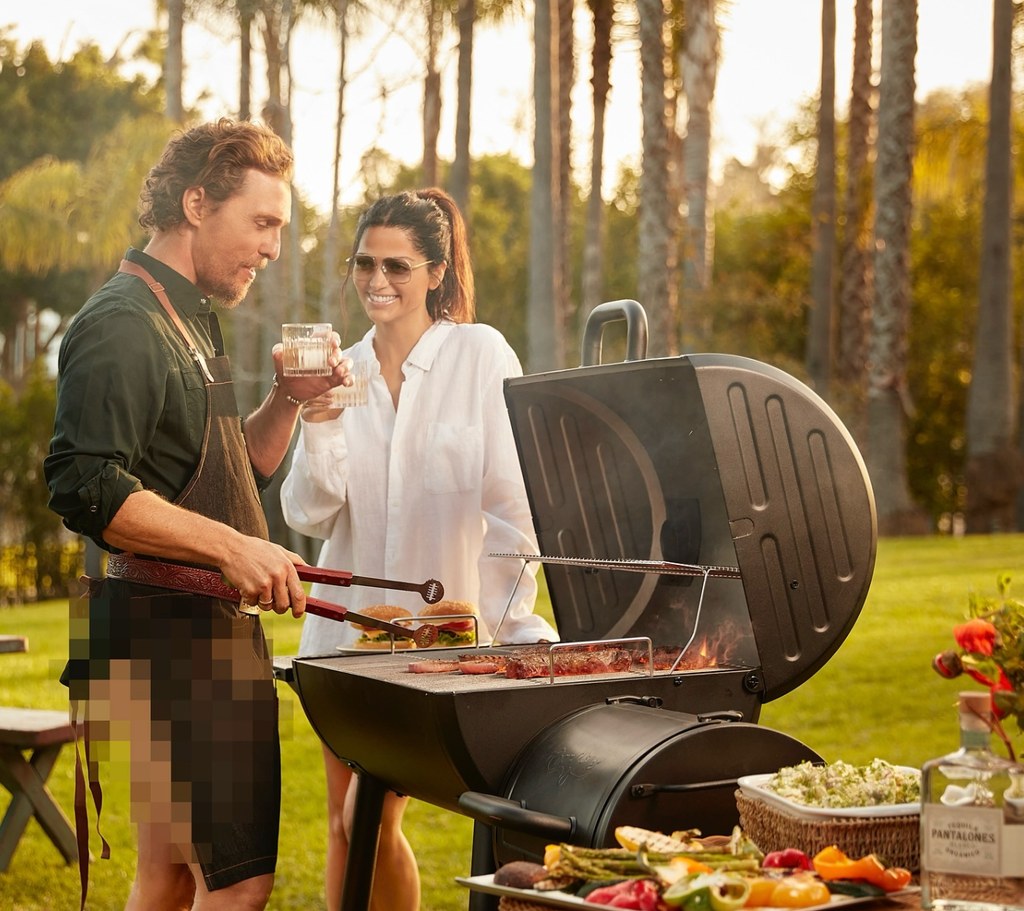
[68,582,282,871]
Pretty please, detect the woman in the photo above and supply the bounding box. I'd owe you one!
[281,187,556,909]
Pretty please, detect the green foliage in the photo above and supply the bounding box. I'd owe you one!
[0,34,164,370]
[0,364,68,597]
[0,34,163,180]
[708,192,812,373]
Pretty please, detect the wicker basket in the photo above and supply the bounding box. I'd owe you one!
[736,792,920,872]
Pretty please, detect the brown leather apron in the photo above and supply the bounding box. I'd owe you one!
[70,260,279,905]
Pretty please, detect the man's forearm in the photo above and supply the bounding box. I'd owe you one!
[102,489,246,566]
[243,383,303,478]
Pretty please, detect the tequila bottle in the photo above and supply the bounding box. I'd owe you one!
[920,690,1024,910]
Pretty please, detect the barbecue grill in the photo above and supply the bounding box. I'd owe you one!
[282,300,877,911]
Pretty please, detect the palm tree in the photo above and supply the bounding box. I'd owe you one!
[556,0,574,354]
[238,0,259,119]
[422,0,444,186]
[866,0,926,534]
[165,0,186,122]
[528,0,565,371]
[637,0,675,356]
[449,0,476,213]
[580,0,614,321]
[837,0,875,427]
[805,0,836,395]
[679,0,720,350]
[0,117,168,277]
[964,0,1018,533]
[319,0,353,326]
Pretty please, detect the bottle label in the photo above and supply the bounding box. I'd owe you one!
[1005,807,1024,875]
[922,804,1002,875]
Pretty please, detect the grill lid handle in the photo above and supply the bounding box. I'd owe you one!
[458,791,576,841]
[581,300,649,366]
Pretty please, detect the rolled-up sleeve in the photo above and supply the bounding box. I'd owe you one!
[45,303,174,547]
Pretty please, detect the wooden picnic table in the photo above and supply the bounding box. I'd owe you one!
[0,636,27,654]
[0,634,78,871]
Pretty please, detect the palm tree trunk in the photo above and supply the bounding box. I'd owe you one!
[449,0,475,216]
[556,0,574,359]
[239,1,255,119]
[637,0,675,357]
[837,0,875,431]
[320,0,350,327]
[679,0,719,338]
[581,0,613,321]
[806,0,837,395]
[423,0,443,187]
[965,0,1019,532]
[528,0,565,371]
[165,0,185,123]
[866,0,926,535]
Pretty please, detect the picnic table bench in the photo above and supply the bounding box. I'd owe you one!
[0,633,78,871]
[0,635,27,655]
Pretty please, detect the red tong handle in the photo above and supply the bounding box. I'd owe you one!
[304,596,352,622]
[297,566,354,587]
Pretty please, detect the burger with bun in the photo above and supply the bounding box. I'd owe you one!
[418,600,479,647]
[352,604,416,650]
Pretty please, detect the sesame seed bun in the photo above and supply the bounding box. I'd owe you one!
[417,600,478,621]
[417,600,478,647]
[350,604,418,649]
[351,604,413,631]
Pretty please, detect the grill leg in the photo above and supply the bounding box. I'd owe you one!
[468,822,499,911]
[340,772,387,911]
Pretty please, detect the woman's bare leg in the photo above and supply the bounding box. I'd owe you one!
[322,743,420,911]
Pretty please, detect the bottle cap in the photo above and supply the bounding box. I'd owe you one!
[958,690,993,732]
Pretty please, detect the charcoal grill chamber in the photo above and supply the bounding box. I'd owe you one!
[460,701,822,866]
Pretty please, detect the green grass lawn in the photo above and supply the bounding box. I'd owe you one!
[1,534,1021,910]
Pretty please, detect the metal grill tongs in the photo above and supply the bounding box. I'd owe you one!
[295,566,445,648]
[296,566,444,603]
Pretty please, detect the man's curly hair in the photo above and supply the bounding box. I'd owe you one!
[138,118,294,233]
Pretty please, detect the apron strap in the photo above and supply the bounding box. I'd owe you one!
[71,700,109,911]
[207,311,226,358]
[118,259,215,383]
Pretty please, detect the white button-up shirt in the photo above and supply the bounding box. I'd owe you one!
[282,320,558,654]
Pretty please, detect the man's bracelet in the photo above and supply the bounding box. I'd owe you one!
[272,375,306,407]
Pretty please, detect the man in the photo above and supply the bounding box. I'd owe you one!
[45,118,343,910]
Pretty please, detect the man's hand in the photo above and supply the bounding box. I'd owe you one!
[220,536,307,618]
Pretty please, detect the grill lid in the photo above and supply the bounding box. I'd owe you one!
[504,304,876,701]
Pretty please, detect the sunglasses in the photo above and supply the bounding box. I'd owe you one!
[347,254,433,285]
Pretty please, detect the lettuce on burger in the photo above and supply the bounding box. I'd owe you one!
[417,600,479,647]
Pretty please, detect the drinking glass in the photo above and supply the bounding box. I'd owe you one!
[282,323,333,376]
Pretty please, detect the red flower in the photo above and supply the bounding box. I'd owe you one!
[953,618,998,656]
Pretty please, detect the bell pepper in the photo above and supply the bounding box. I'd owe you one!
[762,849,813,871]
[768,873,832,908]
[584,877,661,909]
[743,876,780,907]
[663,873,752,911]
[811,846,911,892]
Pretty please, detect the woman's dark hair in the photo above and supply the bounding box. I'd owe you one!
[138,118,293,233]
[348,187,475,323]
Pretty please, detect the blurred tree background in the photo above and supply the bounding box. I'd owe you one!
[1,1,1023,600]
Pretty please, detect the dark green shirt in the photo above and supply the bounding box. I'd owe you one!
[44,248,270,549]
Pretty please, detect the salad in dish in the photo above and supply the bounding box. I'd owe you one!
[761,759,920,809]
